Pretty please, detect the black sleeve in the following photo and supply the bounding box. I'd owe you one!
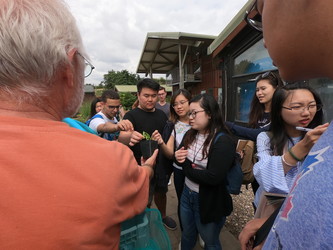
[182,135,235,186]
[226,121,269,141]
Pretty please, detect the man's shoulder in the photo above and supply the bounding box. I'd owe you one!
[90,112,106,121]
[156,102,170,108]
[123,108,140,119]
[154,108,168,118]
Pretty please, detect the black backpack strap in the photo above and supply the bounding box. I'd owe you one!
[253,201,284,247]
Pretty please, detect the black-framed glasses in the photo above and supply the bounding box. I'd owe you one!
[188,110,205,118]
[77,52,95,78]
[282,104,323,113]
[244,0,262,32]
[172,100,189,108]
[108,105,121,110]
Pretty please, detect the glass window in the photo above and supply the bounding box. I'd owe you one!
[309,78,333,122]
[234,39,276,76]
[235,81,256,122]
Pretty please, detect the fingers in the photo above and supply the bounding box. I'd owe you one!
[118,120,133,131]
[142,149,159,167]
[151,130,163,145]
[239,230,254,250]
[312,123,329,135]
[175,147,188,163]
[316,122,330,129]
[238,218,267,250]
[304,124,329,146]
[129,131,143,146]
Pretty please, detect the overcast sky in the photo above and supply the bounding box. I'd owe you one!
[65,0,248,85]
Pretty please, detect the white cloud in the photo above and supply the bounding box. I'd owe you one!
[65,0,248,85]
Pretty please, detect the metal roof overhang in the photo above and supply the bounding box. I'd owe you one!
[207,0,254,58]
[136,32,216,77]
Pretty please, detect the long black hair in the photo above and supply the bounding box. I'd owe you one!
[183,93,231,160]
[88,97,102,119]
[248,71,284,128]
[270,82,323,155]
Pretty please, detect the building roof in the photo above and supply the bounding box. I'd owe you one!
[84,84,94,93]
[115,85,172,93]
[137,32,216,76]
[207,0,253,57]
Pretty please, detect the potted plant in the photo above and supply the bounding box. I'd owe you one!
[140,131,158,159]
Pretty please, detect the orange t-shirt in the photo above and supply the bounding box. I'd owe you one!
[0,116,149,249]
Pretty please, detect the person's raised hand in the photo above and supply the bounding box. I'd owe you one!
[151,130,164,145]
[117,119,133,132]
[129,131,144,146]
[175,146,188,163]
[141,149,159,178]
[301,123,329,152]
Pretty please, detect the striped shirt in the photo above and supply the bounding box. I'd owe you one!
[253,132,302,206]
[185,133,209,193]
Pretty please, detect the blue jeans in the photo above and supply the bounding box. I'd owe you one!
[180,185,226,250]
[173,167,185,230]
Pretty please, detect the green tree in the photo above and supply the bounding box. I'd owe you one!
[155,77,166,85]
[119,92,137,111]
[103,70,141,89]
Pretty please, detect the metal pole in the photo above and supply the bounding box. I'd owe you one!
[179,44,184,89]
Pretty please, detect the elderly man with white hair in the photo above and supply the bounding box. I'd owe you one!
[0,0,157,249]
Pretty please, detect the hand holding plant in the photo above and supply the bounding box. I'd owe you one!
[140,131,158,159]
[151,130,164,145]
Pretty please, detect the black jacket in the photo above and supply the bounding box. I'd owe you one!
[177,131,235,224]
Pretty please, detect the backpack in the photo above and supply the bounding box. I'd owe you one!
[63,117,98,135]
[236,139,257,184]
[85,114,103,126]
[85,114,119,141]
[214,132,243,195]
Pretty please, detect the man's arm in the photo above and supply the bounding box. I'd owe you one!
[97,119,133,134]
[118,130,144,146]
[225,121,270,141]
[118,131,133,145]
[239,218,267,250]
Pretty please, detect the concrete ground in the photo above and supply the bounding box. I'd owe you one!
[152,177,241,250]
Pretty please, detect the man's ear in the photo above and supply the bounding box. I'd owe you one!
[64,48,77,88]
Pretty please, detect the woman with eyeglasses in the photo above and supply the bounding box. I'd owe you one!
[152,89,191,230]
[174,93,235,250]
[253,82,328,215]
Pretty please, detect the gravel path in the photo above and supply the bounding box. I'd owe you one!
[224,185,255,238]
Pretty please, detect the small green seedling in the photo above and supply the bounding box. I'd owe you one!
[142,131,151,140]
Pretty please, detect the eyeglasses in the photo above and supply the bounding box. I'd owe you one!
[108,105,121,110]
[77,52,95,78]
[172,100,189,108]
[282,104,322,113]
[244,0,262,32]
[188,110,205,118]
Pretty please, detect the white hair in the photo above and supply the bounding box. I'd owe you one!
[0,0,85,101]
